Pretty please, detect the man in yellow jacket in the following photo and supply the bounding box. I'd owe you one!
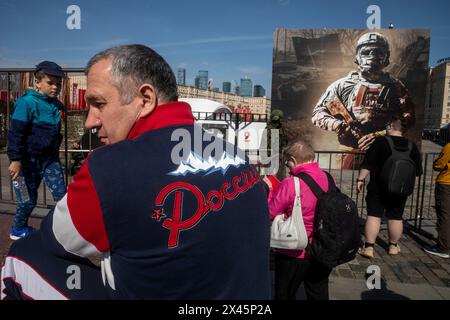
[424,143,450,258]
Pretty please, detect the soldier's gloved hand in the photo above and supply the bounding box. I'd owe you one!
[357,133,377,151]
[358,130,385,151]
[336,122,350,136]
[359,113,371,125]
[336,122,360,148]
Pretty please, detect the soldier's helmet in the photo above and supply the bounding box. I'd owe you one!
[355,32,390,72]
[271,109,284,122]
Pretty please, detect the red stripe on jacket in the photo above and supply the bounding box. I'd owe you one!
[67,159,110,252]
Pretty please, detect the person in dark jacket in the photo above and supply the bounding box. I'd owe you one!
[7,61,67,240]
[1,45,271,300]
[357,116,422,258]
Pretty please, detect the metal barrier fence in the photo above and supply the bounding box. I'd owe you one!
[0,149,90,208]
[0,69,440,222]
[0,147,441,235]
[416,152,441,229]
[0,109,267,209]
[247,150,441,235]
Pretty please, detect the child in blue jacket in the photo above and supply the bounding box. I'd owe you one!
[7,61,67,240]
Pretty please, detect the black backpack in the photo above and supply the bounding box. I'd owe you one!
[380,136,416,197]
[297,172,361,269]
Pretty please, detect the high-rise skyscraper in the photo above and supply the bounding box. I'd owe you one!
[425,59,450,129]
[240,77,253,97]
[177,67,186,85]
[197,70,208,89]
[253,85,265,97]
[207,79,213,90]
[194,76,200,88]
[222,81,231,93]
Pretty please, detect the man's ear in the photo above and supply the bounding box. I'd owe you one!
[138,83,158,118]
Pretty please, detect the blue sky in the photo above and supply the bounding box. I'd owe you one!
[1,0,450,97]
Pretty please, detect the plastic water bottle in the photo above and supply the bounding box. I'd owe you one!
[12,175,30,203]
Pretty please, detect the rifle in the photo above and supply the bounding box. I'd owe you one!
[326,96,362,140]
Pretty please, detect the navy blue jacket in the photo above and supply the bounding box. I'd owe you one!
[7,89,64,161]
[42,102,271,299]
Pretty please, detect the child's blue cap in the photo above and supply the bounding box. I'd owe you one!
[35,61,65,78]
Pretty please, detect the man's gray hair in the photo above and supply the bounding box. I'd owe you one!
[86,44,178,104]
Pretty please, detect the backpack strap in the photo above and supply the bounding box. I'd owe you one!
[296,171,336,200]
[292,176,306,228]
[324,171,337,191]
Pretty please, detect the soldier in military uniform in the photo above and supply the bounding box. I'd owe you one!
[311,32,415,154]
[262,109,288,178]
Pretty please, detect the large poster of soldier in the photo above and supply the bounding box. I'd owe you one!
[271,28,430,169]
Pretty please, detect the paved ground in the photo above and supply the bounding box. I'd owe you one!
[1,209,450,300]
[334,223,450,288]
[325,222,450,300]
[0,213,41,263]
[327,276,450,300]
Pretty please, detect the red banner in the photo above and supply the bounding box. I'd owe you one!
[78,89,86,109]
[1,91,7,102]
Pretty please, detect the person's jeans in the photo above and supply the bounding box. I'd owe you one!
[13,155,66,229]
[436,183,450,250]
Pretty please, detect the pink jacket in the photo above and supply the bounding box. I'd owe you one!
[268,162,329,259]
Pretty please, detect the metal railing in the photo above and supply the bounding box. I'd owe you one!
[0,148,441,237]
[247,150,441,234]
[0,69,441,234]
[191,111,267,123]
[0,149,91,208]
[415,153,440,229]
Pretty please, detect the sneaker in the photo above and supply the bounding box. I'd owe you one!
[359,246,374,259]
[10,226,34,241]
[423,245,450,259]
[388,244,401,255]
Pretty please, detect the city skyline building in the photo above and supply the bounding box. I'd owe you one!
[177,84,271,116]
[197,70,208,89]
[425,58,450,129]
[208,78,213,90]
[194,76,200,89]
[222,81,231,93]
[177,67,186,86]
[240,77,253,97]
[173,68,267,98]
[253,85,265,97]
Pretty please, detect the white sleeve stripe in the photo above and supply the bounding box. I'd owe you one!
[1,256,68,300]
[52,194,102,257]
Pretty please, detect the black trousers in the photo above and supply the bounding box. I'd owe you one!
[274,252,331,300]
[436,183,450,250]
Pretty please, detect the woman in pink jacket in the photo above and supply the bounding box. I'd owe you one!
[266,140,332,300]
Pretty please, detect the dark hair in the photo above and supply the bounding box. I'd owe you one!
[387,115,406,132]
[86,44,178,104]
